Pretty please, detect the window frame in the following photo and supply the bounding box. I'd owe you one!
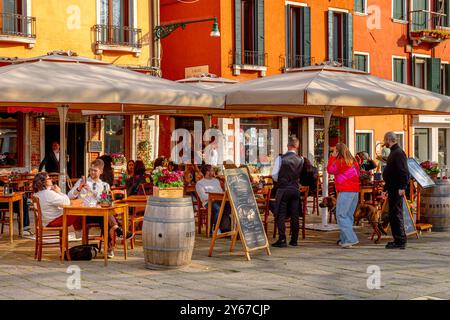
[391,0,408,23]
[241,0,256,65]
[413,127,431,162]
[413,53,431,89]
[287,2,307,68]
[394,131,405,149]
[355,130,374,159]
[354,51,370,73]
[354,0,368,16]
[392,55,407,84]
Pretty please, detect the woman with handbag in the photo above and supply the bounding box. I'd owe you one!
[327,143,360,248]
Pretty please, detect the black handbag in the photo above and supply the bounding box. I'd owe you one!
[64,244,98,261]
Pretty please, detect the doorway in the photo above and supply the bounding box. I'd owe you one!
[44,123,86,178]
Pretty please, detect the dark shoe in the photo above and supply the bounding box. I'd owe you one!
[289,241,298,246]
[271,239,287,248]
[337,240,342,246]
[385,242,406,249]
[116,228,134,240]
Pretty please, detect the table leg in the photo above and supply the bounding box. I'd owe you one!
[207,198,212,238]
[123,208,127,260]
[103,212,108,267]
[82,217,87,245]
[9,201,13,244]
[62,214,68,262]
[19,197,23,237]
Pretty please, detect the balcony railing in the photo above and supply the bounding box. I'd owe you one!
[409,10,449,44]
[0,13,36,38]
[94,24,142,48]
[285,55,314,69]
[234,50,267,67]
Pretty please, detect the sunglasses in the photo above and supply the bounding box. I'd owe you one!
[93,182,97,191]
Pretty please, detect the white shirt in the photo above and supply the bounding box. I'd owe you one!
[54,151,60,162]
[271,151,297,182]
[68,177,110,203]
[35,188,70,226]
[196,178,223,207]
[206,148,219,166]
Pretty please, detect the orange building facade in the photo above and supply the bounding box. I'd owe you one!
[159,0,355,168]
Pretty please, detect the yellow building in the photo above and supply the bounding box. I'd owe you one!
[0,0,160,177]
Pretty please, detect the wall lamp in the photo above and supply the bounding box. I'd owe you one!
[154,17,220,40]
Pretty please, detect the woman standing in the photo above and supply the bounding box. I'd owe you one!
[327,143,360,248]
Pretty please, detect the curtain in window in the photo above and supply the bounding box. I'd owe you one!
[393,0,405,20]
[354,0,364,13]
[393,58,405,83]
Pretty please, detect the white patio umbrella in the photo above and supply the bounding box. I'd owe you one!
[176,73,238,89]
[214,63,450,229]
[0,52,225,191]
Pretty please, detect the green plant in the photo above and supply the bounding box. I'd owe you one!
[329,126,340,137]
[137,140,153,169]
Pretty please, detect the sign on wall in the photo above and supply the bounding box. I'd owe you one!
[184,65,209,78]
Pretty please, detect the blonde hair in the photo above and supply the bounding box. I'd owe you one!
[335,143,356,167]
[91,159,104,171]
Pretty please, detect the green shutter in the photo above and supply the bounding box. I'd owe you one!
[393,59,405,83]
[256,0,265,66]
[446,0,450,27]
[286,4,291,68]
[445,64,450,95]
[412,0,428,31]
[328,10,333,62]
[302,6,311,66]
[235,0,242,65]
[344,13,353,68]
[427,58,442,93]
[355,0,364,13]
[412,56,416,86]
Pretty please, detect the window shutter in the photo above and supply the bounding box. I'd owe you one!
[328,10,333,62]
[302,6,311,66]
[446,0,450,27]
[412,56,416,86]
[355,0,364,13]
[427,57,441,93]
[286,4,291,68]
[235,0,242,65]
[394,59,405,83]
[256,0,265,66]
[344,13,353,68]
[445,64,450,96]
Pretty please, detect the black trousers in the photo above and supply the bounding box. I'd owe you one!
[388,189,407,245]
[276,188,301,242]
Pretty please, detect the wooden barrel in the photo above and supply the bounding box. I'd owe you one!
[420,179,450,232]
[142,196,195,269]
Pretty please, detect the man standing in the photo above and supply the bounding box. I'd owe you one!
[271,137,304,247]
[39,141,60,173]
[382,131,410,250]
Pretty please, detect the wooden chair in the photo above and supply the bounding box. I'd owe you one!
[254,186,271,233]
[111,189,127,201]
[139,183,153,196]
[311,175,322,215]
[299,186,309,215]
[194,191,208,235]
[31,196,63,261]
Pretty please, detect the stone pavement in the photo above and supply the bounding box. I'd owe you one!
[0,213,449,300]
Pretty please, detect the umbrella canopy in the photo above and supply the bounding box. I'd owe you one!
[0,53,225,111]
[216,64,450,116]
[176,73,238,89]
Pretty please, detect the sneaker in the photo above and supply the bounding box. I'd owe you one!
[22,230,34,236]
[271,239,287,248]
[336,240,342,246]
[107,249,114,259]
[385,242,406,249]
[341,241,359,249]
[116,227,134,240]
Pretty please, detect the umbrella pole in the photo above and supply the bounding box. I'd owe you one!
[57,105,69,193]
[321,109,333,226]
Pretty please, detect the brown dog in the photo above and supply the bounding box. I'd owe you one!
[354,204,387,243]
[320,196,387,243]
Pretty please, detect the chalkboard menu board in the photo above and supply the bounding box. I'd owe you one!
[407,158,435,189]
[402,196,417,236]
[224,168,268,250]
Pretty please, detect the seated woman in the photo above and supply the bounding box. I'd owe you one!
[126,160,135,179]
[33,172,82,231]
[126,160,147,196]
[359,152,377,172]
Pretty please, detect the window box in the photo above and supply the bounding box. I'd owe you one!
[410,29,450,43]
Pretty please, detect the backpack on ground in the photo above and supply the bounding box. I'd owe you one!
[64,244,98,261]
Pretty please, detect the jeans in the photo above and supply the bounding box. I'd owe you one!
[205,202,221,226]
[336,192,359,245]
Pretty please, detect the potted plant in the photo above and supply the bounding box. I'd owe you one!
[111,153,126,166]
[420,161,441,179]
[151,167,185,198]
[329,126,340,146]
[97,188,112,207]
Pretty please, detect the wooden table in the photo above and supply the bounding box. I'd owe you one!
[62,203,129,266]
[0,192,24,243]
[207,192,226,237]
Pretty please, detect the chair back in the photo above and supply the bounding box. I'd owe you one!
[139,183,153,196]
[112,189,127,201]
[31,195,43,233]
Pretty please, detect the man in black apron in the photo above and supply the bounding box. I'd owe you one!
[272,137,304,247]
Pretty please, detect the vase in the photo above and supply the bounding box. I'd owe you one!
[153,187,184,198]
[99,202,112,208]
[429,173,438,180]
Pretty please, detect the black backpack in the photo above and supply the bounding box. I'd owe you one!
[64,244,98,261]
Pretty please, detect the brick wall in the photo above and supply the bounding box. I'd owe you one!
[30,118,41,169]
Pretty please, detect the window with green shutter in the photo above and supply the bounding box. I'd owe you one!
[355,0,365,14]
[427,57,441,93]
[356,132,372,158]
[328,11,353,67]
[354,54,368,72]
[286,5,311,68]
[393,58,406,83]
[393,0,406,21]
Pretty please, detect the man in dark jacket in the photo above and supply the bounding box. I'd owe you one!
[271,137,304,247]
[39,141,60,173]
[382,131,410,249]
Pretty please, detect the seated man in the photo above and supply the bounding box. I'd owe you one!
[33,172,81,230]
[68,159,133,258]
[0,180,32,236]
[196,165,230,233]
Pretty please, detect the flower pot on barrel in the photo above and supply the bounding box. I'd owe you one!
[143,167,195,269]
